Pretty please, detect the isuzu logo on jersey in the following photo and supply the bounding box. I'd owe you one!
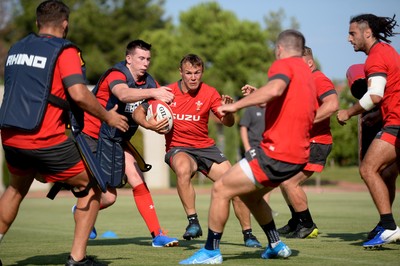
[6,53,47,69]
[173,114,201,121]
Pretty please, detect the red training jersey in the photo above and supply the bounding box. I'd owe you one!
[1,47,84,149]
[365,42,400,127]
[261,56,317,164]
[309,69,336,144]
[165,81,223,151]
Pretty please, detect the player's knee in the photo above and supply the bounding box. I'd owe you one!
[359,163,375,181]
[100,193,117,207]
[211,179,227,197]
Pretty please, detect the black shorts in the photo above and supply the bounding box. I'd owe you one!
[165,145,227,175]
[3,137,85,182]
[243,146,305,188]
[375,125,400,148]
[303,143,332,172]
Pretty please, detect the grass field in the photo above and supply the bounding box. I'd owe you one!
[1,184,399,266]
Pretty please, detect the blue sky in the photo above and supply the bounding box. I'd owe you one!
[163,0,400,81]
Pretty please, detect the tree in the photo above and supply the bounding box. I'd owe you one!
[329,85,359,166]
[0,0,170,84]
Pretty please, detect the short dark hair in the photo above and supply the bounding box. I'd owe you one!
[350,14,398,43]
[277,29,305,53]
[36,0,69,29]
[303,46,313,57]
[126,40,152,55]
[179,54,204,70]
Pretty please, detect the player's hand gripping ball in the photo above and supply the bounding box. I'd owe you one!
[146,99,174,133]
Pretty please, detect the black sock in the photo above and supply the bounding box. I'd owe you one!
[380,214,396,230]
[242,229,253,240]
[187,213,199,225]
[261,220,280,245]
[297,209,314,228]
[288,205,298,228]
[205,228,222,250]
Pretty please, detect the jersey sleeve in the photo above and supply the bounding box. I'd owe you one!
[209,88,223,120]
[267,59,291,85]
[365,52,387,78]
[314,72,337,101]
[107,71,127,91]
[58,47,86,88]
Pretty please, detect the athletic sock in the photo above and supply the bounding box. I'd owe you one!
[380,213,396,230]
[261,220,280,246]
[132,183,161,238]
[205,228,222,250]
[297,209,314,228]
[288,205,298,228]
[242,228,253,240]
[187,213,200,225]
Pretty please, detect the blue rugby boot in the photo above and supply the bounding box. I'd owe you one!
[244,233,262,248]
[261,241,292,259]
[152,230,179,247]
[179,248,222,264]
[363,226,400,248]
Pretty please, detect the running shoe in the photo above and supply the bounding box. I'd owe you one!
[286,223,318,239]
[244,233,262,248]
[72,205,97,240]
[261,241,292,259]
[179,248,222,264]
[152,231,179,247]
[183,223,203,240]
[363,226,400,248]
[65,255,106,266]
[367,224,382,240]
[277,222,297,235]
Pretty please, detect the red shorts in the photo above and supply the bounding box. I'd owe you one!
[3,138,86,182]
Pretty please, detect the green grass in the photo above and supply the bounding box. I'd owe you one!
[1,187,399,265]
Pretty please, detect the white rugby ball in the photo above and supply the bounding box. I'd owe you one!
[146,99,174,133]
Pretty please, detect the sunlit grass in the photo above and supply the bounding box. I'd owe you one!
[1,187,399,265]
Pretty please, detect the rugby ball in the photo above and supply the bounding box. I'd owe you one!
[146,99,174,133]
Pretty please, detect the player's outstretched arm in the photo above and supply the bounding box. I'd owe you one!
[68,83,128,132]
[112,84,174,104]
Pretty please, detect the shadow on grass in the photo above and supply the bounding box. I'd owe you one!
[323,232,399,250]
[87,236,206,249]
[222,248,300,262]
[12,253,112,266]
[323,232,366,243]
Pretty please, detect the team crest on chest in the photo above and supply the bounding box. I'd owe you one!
[195,100,203,111]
